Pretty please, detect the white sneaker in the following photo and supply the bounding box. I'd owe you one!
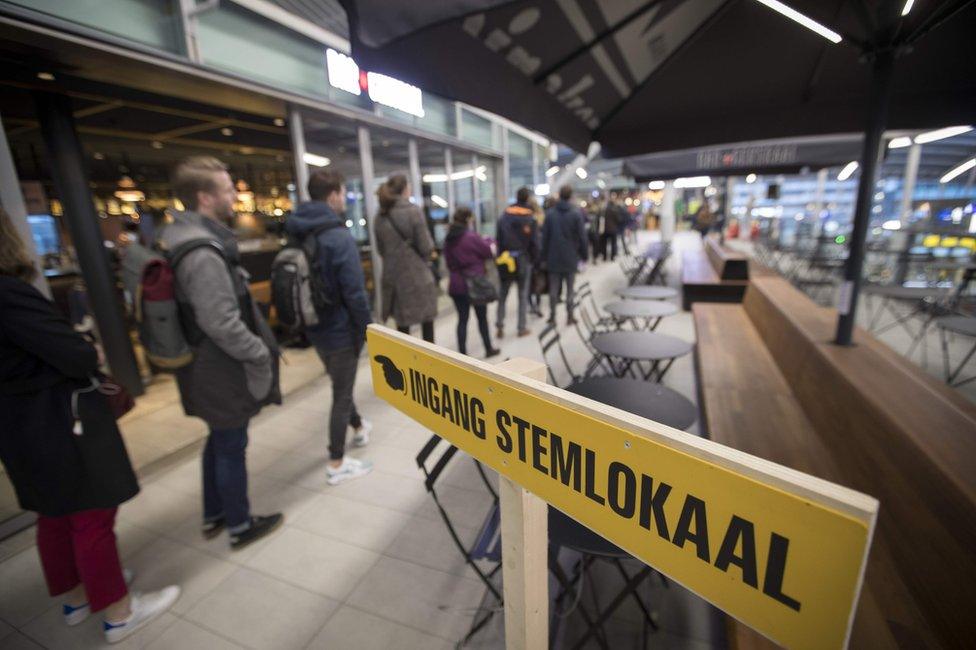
[352,418,372,447]
[326,457,373,486]
[63,568,134,626]
[103,586,180,644]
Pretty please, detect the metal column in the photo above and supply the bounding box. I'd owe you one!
[660,181,676,243]
[407,138,423,206]
[444,147,455,217]
[33,92,143,395]
[500,128,511,203]
[0,110,49,297]
[899,143,921,226]
[288,106,310,202]
[358,126,382,317]
[531,141,540,190]
[471,153,481,231]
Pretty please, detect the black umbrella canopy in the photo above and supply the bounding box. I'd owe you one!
[622,133,864,180]
[340,0,975,157]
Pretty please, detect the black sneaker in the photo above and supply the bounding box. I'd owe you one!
[485,348,501,359]
[229,514,284,550]
[201,517,225,540]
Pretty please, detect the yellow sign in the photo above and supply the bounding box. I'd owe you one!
[367,326,878,649]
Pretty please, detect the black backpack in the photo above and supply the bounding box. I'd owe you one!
[270,223,341,330]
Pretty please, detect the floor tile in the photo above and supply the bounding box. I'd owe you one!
[346,555,485,642]
[144,619,243,650]
[0,528,34,564]
[325,470,429,515]
[0,631,43,649]
[0,618,14,643]
[384,515,482,581]
[185,568,338,650]
[20,605,176,650]
[117,482,197,535]
[291,493,411,553]
[125,538,237,615]
[416,484,494,532]
[0,547,52,627]
[306,605,453,650]
[245,527,379,600]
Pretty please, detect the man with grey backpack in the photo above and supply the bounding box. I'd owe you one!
[285,169,373,485]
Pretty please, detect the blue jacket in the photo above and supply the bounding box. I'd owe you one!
[542,200,588,273]
[286,202,371,352]
[496,203,539,264]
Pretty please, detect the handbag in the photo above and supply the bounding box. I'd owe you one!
[465,272,498,305]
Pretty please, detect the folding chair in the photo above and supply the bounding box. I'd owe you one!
[576,282,613,328]
[643,244,672,286]
[538,322,580,388]
[570,299,614,378]
[416,435,502,645]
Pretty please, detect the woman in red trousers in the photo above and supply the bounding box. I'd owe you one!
[0,209,179,643]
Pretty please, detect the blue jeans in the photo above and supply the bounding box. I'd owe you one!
[497,260,531,332]
[203,423,250,531]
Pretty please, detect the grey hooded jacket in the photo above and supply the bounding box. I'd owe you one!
[158,210,280,428]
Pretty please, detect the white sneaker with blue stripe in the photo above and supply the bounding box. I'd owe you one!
[103,586,180,644]
[63,568,134,626]
[326,457,373,485]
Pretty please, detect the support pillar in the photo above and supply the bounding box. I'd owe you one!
[0,110,49,297]
[407,138,422,206]
[288,105,310,202]
[500,128,511,203]
[33,92,142,395]
[444,147,455,217]
[893,142,921,284]
[660,181,676,243]
[471,153,481,231]
[358,126,382,316]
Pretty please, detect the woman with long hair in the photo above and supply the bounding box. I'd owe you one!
[443,207,499,358]
[0,208,179,642]
[373,173,438,342]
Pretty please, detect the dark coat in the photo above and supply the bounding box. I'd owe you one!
[444,226,493,296]
[0,276,139,516]
[374,198,439,327]
[542,200,588,273]
[286,202,372,352]
[603,204,623,235]
[496,203,539,264]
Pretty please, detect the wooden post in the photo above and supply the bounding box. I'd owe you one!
[496,358,548,650]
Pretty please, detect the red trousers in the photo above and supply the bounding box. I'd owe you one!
[36,507,127,612]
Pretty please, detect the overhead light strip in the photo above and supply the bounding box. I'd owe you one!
[901,0,915,16]
[752,0,842,43]
[914,125,973,144]
[837,161,858,181]
[940,158,976,184]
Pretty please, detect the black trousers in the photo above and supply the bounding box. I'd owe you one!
[600,232,618,261]
[451,294,492,355]
[398,321,434,343]
[315,346,362,461]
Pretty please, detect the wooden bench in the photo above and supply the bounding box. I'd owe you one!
[693,276,976,648]
[680,237,749,310]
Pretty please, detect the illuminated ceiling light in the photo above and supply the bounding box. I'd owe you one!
[93,152,105,160]
[345,220,353,227]
[273,117,285,127]
[887,136,912,149]
[901,0,914,16]
[113,176,145,202]
[914,125,973,144]
[220,127,234,136]
[235,180,254,202]
[151,141,163,149]
[37,71,55,81]
[575,167,588,179]
[837,161,858,181]
[303,152,331,167]
[596,179,606,189]
[647,180,665,190]
[423,172,448,182]
[673,175,711,188]
[882,219,901,230]
[545,165,559,177]
[752,0,842,43]
[534,183,550,195]
[745,173,757,183]
[940,158,976,184]
[430,195,448,208]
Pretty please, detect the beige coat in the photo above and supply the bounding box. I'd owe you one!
[374,198,438,327]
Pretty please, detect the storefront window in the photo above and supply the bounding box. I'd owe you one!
[460,109,493,148]
[508,131,534,203]
[478,162,498,236]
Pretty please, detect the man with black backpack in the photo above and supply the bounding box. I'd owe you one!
[158,156,282,550]
[286,169,373,486]
[495,186,539,339]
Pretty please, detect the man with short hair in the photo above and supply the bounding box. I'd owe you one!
[160,156,282,549]
[495,186,539,338]
[542,185,588,326]
[287,170,374,485]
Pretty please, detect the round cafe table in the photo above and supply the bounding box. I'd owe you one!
[591,331,692,382]
[565,377,696,430]
[603,300,677,331]
[615,285,678,301]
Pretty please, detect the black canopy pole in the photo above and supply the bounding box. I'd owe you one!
[33,91,144,396]
[834,48,895,346]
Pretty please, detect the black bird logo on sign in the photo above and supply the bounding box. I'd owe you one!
[374,355,406,394]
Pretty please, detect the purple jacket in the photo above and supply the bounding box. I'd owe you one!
[444,227,493,296]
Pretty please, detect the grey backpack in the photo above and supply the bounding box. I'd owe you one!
[270,223,341,330]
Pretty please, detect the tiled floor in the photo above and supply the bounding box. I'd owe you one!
[0,230,725,650]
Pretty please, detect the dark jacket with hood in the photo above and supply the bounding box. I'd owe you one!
[444,225,493,296]
[286,201,372,352]
[542,200,588,273]
[0,276,139,516]
[158,210,280,429]
[496,203,539,264]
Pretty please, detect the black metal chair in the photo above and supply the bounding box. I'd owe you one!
[416,434,502,645]
[537,322,580,388]
[576,282,613,328]
[571,299,614,378]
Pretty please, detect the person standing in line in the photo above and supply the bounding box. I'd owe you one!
[542,185,588,326]
[600,194,622,262]
[494,186,539,339]
[0,208,179,643]
[287,170,374,485]
[374,174,438,343]
[160,156,282,549]
[444,207,501,358]
[527,196,546,317]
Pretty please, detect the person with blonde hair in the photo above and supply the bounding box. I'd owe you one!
[0,208,180,642]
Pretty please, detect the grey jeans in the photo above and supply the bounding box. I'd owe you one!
[496,259,531,331]
[548,271,577,321]
[315,346,362,461]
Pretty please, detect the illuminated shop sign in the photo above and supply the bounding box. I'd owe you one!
[326,48,425,118]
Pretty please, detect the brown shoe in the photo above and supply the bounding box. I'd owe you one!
[517,328,531,337]
[496,327,504,339]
